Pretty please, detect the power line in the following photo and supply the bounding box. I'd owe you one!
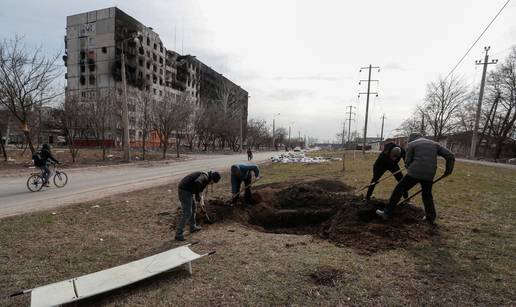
[444,0,511,81]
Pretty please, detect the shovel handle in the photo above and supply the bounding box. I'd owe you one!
[355,167,405,193]
[397,175,446,206]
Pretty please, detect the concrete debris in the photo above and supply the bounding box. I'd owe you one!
[271,152,342,164]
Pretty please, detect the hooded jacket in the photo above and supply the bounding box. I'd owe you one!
[405,133,455,181]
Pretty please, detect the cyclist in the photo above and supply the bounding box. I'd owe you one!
[33,144,60,187]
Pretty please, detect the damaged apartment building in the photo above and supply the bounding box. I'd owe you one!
[64,7,248,145]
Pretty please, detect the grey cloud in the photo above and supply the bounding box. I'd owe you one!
[383,62,406,71]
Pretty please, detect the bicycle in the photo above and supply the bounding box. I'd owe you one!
[26,162,68,192]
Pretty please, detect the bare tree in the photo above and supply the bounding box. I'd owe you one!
[55,95,88,162]
[482,47,516,159]
[135,90,153,160]
[395,112,422,137]
[151,91,194,159]
[89,91,115,160]
[0,107,7,161]
[0,36,61,153]
[247,119,271,150]
[421,76,468,140]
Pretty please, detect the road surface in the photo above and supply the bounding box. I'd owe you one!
[0,152,275,218]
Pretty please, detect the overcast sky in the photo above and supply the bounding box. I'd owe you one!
[1,0,515,141]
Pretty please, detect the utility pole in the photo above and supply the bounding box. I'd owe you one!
[121,42,131,162]
[239,104,243,153]
[345,105,356,144]
[470,46,497,159]
[380,114,386,141]
[272,113,280,149]
[341,122,346,147]
[359,65,380,155]
[420,109,425,135]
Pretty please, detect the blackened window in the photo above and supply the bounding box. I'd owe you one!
[80,76,85,85]
[153,43,157,50]
[146,62,150,69]
[89,75,95,85]
[147,37,150,46]
[102,47,107,53]
[139,59,144,67]
[80,65,86,73]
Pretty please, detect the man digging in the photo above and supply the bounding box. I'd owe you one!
[231,163,260,207]
[376,133,455,224]
[175,171,221,241]
[366,142,408,202]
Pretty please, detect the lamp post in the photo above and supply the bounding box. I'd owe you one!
[272,113,280,150]
[120,35,141,162]
[288,121,295,148]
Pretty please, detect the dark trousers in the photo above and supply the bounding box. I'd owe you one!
[40,165,51,183]
[384,175,436,222]
[366,163,407,199]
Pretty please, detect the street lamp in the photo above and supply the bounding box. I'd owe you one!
[120,35,141,162]
[288,121,295,148]
[272,113,280,150]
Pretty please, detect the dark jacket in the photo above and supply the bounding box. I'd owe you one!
[375,142,405,167]
[41,148,59,165]
[178,172,210,199]
[231,163,260,193]
[405,136,455,181]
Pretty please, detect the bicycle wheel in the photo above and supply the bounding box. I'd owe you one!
[27,174,44,192]
[53,171,68,188]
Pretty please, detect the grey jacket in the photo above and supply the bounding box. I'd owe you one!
[405,136,455,181]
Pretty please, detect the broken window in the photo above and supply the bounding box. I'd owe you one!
[139,59,144,67]
[146,62,150,69]
[159,57,163,64]
[89,63,95,72]
[153,43,157,50]
[153,65,157,72]
[80,76,86,85]
[147,37,150,46]
[80,65,86,73]
[102,46,107,53]
[159,78,163,85]
[89,75,95,85]
[153,54,157,61]
[80,51,86,60]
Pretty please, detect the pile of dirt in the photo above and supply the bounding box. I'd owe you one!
[198,179,436,252]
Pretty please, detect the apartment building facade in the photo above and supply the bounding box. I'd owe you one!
[64,7,248,145]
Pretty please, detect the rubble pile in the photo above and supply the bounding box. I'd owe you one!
[271,152,342,164]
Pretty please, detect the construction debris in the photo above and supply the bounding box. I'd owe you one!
[271,152,341,164]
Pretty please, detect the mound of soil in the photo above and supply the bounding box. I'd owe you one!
[197,179,436,253]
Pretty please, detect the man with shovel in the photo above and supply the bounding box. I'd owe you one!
[231,163,260,206]
[175,171,221,241]
[365,142,407,202]
[376,133,455,224]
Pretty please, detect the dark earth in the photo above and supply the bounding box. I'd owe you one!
[193,179,438,253]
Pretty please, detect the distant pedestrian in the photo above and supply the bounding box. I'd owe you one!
[231,163,260,206]
[247,148,253,161]
[376,133,455,224]
[366,142,407,202]
[175,171,221,241]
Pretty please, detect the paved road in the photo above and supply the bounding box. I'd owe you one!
[456,158,516,169]
[0,152,275,218]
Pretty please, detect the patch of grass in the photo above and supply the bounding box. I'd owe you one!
[1,154,515,306]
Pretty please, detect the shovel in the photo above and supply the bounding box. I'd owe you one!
[229,177,262,206]
[397,175,447,206]
[355,167,406,194]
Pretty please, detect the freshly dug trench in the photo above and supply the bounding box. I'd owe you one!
[197,179,436,252]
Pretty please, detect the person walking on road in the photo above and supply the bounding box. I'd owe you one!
[175,171,221,241]
[376,133,455,224]
[247,148,253,161]
[231,163,260,206]
[366,142,407,202]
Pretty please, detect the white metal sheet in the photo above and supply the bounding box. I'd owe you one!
[30,245,203,307]
[30,279,77,307]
